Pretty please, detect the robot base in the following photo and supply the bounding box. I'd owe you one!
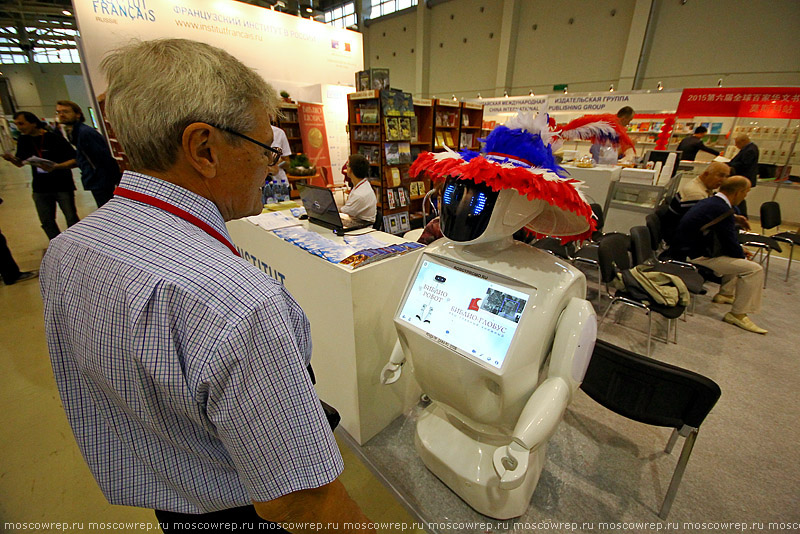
[415,403,545,520]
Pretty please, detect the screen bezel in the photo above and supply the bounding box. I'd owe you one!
[394,252,537,373]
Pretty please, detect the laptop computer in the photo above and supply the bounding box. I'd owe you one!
[298,183,373,235]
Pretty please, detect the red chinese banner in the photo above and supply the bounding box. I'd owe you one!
[298,102,333,187]
[676,87,800,119]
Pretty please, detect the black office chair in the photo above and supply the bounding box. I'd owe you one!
[630,226,706,317]
[760,201,800,281]
[738,230,781,288]
[572,203,610,299]
[580,339,721,519]
[598,233,685,357]
[373,207,383,231]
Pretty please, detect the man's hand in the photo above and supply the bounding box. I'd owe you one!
[734,214,751,231]
[744,249,754,260]
[2,153,22,167]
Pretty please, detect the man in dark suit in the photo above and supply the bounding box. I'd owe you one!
[727,134,759,217]
[677,126,720,161]
[675,176,766,334]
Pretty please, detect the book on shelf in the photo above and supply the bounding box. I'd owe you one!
[384,142,401,165]
[409,182,419,197]
[360,103,378,124]
[462,113,470,127]
[358,145,380,165]
[409,116,418,142]
[398,212,410,232]
[435,131,445,148]
[386,214,399,234]
[381,89,412,117]
[443,131,455,147]
[416,181,426,195]
[398,142,412,164]
[386,188,397,209]
[399,117,411,140]
[385,117,402,140]
[397,187,408,207]
[460,132,474,148]
[386,167,401,187]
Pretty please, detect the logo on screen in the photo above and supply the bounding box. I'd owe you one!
[468,298,481,311]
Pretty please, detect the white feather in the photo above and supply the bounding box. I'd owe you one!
[561,121,618,141]
[504,112,559,147]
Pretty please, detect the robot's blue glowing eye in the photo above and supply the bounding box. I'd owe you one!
[470,192,487,215]
[443,184,456,205]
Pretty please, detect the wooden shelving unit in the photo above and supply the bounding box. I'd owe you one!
[433,98,461,151]
[274,102,303,156]
[459,101,484,151]
[347,89,432,234]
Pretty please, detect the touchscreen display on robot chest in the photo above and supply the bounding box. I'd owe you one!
[397,259,532,369]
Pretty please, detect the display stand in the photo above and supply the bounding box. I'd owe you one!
[604,172,682,234]
[226,218,422,445]
[348,89,431,233]
[560,164,622,211]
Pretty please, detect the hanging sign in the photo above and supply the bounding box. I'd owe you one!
[676,88,800,119]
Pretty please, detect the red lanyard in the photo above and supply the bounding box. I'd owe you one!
[114,187,241,257]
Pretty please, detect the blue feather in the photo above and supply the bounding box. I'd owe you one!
[480,125,566,177]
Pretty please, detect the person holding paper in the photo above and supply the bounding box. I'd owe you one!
[2,111,78,239]
[677,126,720,161]
[54,100,121,208]
[340,154,377,222]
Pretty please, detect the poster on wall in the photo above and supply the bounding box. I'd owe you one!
[298,102,333,186]
[72,0,363,168]
[676,88,800,119]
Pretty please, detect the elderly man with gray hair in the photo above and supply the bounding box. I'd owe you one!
[39,39,374,533]
[727,133,760,218]
[674,176,767,334]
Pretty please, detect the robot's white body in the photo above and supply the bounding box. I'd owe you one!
[383,187,597,519]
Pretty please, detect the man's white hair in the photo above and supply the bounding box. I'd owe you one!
[101,38,279,171]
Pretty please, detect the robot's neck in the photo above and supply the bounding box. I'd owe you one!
[454,235,516,257]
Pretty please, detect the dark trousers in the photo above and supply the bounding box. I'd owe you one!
[154,505,290,533]
[91,186,115,208]
[32,191,79,240]
[0,228,21,283]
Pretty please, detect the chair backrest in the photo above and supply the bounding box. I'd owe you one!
[760,201,781,231]
[581,339,721,429]
[645,213,662,250]
[597,233,632,284]
[532,237,571,260]
[373,207,383,231]
[590,203,605,239]
[630,226,655,266]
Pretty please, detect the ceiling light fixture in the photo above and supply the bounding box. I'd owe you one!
[62,9,72,16]
[477,93,482,99]
[609,84,614,92]
[529,90,535,96]
[503,91,509,98]
[452,94,457,101]
[657,81,663,91]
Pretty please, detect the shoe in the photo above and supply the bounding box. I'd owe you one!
[723,312,768,334]
[5,270,39,285]
[712,293,735,305]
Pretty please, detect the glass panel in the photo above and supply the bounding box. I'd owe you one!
[344,2,354,15]
[345,14,356,26]
[333,6,342,18]
[398,0,412,9]
[324,11,331,22]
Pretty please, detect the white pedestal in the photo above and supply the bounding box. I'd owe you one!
[227,219,422,444]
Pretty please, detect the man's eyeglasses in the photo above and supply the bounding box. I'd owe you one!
[210,124,282,166]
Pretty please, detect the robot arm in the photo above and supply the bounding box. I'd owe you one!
[493,298,597,490]
[380,340,407,385]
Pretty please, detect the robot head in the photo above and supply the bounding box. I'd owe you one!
[412,113,599,245]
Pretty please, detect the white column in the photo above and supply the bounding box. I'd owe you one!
[617,0,654,91]
[493,0,520,97]
[415,1,431,98]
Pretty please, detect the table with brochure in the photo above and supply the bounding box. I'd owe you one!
[226,212,424,445]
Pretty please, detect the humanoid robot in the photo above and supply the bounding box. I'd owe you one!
[380,113,626,519]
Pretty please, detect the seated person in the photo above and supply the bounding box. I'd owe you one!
[339,154,376,223]
[661,162,745,253]
[673,176,766,334]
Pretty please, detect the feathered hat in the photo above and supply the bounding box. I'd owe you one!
[410,112,631,243]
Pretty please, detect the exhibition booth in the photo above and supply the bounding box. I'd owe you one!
[64,0,799,528]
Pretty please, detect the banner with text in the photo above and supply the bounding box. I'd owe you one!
[676,87,800,119]
[298,102,333,186]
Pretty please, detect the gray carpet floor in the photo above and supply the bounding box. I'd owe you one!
[347,256,800,534]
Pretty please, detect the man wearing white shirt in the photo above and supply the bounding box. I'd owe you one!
[340,154,376,222]
[270,125,292,183]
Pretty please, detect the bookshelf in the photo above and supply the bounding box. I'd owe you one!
[459,101,484,151]
[347,89,432,234]
[275,102,303,155]
[433,98,461,151]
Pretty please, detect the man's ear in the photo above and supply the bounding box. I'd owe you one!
[182,122,218,178]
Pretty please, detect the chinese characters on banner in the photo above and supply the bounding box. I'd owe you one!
[676,88,800,119]
[298,102,333,186]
